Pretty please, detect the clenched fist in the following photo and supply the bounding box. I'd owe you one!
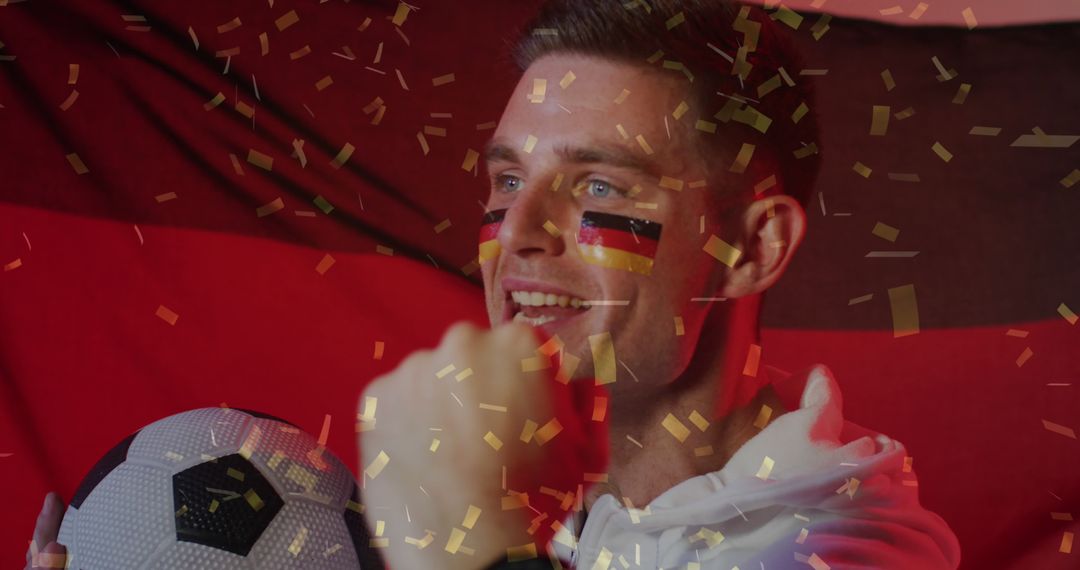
[359,322,608,569]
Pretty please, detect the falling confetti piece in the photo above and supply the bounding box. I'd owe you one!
[1016,347,1034,367]
[872,222,900,242]
[364,450,389,479]
[887,284,920,338]
[742,343,762,377]
[1059,303,1078,325]
[588,332,617,384]
[931,142,953,162]
[256,197,284,217]
[662,414,691,442]
[432,73,456,86]
[275,10,299,31]
[1043,420,1076,439]
[156,305,179,325]
[315,254,335,275]
[65,152,89,174]
[703,235,742,268]
[756,456,775,480]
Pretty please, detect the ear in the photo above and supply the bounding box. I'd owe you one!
[717,194,807,298]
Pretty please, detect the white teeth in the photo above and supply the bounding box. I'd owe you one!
[508,290,589,308]
[513,312,557,326]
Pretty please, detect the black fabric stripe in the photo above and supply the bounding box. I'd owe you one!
[580,211,662,241]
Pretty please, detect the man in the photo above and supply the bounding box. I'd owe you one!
[26,1,960,568]
[359,1,960,569]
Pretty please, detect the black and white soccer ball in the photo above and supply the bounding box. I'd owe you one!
[56,407,384,569]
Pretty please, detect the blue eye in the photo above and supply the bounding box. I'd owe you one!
[587,180,621,198]
[495,174,523,193]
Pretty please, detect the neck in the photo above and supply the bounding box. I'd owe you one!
[586,295,783,511]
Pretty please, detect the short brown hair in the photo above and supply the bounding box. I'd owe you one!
[514,0,822,209]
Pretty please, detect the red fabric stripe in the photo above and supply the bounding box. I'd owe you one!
[577,226,658,258]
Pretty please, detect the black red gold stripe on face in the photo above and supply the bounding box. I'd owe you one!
[478,209,506,264]
[577,211,662,276]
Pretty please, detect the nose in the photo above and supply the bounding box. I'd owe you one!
[498,182,567,259]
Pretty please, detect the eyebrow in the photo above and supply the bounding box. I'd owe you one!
[483,138,662,178]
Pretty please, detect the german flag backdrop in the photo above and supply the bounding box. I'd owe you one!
[1,1,1077,568]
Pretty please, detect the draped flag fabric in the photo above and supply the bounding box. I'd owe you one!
[1,2,1077,568]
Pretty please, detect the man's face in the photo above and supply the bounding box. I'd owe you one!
[481,54,728,388]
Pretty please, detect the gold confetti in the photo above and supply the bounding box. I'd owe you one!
[519,420,539,443]
[203,92,226,111]
[870,105,890,136]
[454,368,473,381]
[523,134,538,154]
[730,143,755,173]
[753,405,773,429]
[1043,420,1076,439]
[217,17,242,33]
[416,132,430,155]
[589,332,617,384]
[258,32,269,55]
[953,83,972,104]
[755,456,775,480]
[275,10,299,31]
[234,100,254,119]
[693,445,714,457]
[247,149,273,171]
[961,7,978,29]
[592,396,608,421]
[703,235,742,268]
[256,197,284,217]
[665,11,686,29]
[315,75,334,91]
[852,161,873,178]
[879,6,903,15]
[65,152,89,174]
[445,528,466,554]
[364,450,389,479]
[808,553,831,570]
[391,2,411,26]
[528,78,547,103]
[872,222,900,242]
[559,70,576,89]
[154,192,177,203]
[773,5,803,28]
[286,525,309,555]
[461,148,480,172]
[1061,532,1075,553]
[429,439,440,452]
[1016,347,1033,367]
[1059,169,1080,188]
[462,505,482,529]
[673,316,685,336]
[661,413,691,442]
[478,403,506,412]
[881,69,895,91]
[315,254,335,275]
[434,219,452,234]
[909,2,929,19]
[931,142,953,162]
[330,142,355,169]
[155,305,179,325]
[635,134,654,154]
[757,74,782,97]
[672,101,689,119]
[432,73,456,86]
[373,341,385,360]
[483,431,504,451]
[688,410,709,432]
[1059,303,1078,325]
[742,343,762,377]
[694,119,717,133]
[793,142,819,159]
[1010,132,1079,148]
[507,543,538,561]
[502,493,529,510]
[542,220,561,237]
[887,172,920,182]
[659,176,684,191]
[809,13,831,39]
[792,102,808,123]
[887,284,920,338]
[534,418,563,445]
[244,489,265,511]
[551,172,565,191]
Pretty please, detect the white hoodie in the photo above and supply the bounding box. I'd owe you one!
[550,365,961,569]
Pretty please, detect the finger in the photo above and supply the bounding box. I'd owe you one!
[32,493,64,549]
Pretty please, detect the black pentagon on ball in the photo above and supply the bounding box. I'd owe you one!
[343,481,387,569]
[172,453,284,556]
[70,431,139,509]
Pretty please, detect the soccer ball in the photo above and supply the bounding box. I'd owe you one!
[56,407,384,569]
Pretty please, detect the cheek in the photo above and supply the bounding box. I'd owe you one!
[576,211,662,277]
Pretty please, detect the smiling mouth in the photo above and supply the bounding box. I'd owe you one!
[506,290,592,326]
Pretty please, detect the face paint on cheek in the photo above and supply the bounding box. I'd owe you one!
[577,211,662,276]
[478,208,507,264]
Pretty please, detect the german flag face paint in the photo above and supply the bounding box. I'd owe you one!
[478,208,506,264]
[577,211,662,276]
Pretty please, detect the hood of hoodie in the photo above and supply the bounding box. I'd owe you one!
[552,365,961,569]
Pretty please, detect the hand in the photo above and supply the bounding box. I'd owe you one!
[359,322,608,570]
[24,492,68,569]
